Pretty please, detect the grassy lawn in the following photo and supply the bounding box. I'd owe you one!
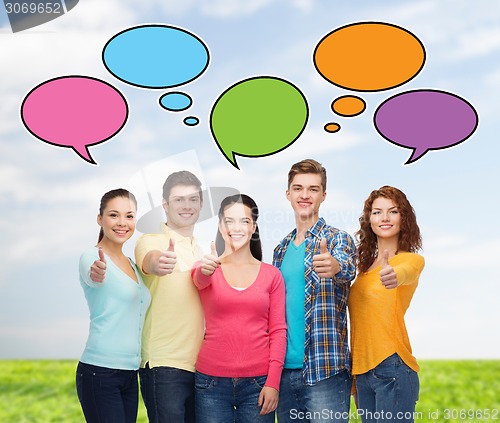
[0,360,147,423]
[0,360,499,422]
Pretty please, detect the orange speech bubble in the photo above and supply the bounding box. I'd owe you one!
[324,123,341,133]
[331,95,366,117]
[314,22,426,92]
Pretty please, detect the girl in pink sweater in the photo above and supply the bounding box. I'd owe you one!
[191,194,287,423]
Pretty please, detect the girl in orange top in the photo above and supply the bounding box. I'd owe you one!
[348,186,424,423]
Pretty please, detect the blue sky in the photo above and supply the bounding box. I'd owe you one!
[0,0,498,359]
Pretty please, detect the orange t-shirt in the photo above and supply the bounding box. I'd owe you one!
[348,252,425,375]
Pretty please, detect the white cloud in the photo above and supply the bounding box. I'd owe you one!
[200,0,275,18]
[484,67,500,87]
[0,32,109,98]
[290,0,315,13]
[424,234,499,270]
[121,0,197,20]
[51,0,137,31]
[385,0,437,23]
[444,27,500,61]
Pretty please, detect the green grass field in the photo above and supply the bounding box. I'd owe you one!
[0,360,499,422]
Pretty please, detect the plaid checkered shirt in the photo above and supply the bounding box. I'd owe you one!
[273,217,356,385]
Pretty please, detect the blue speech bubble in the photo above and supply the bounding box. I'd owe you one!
[102,24,209,89]
[184,117,199,126]
[159,92,193,111]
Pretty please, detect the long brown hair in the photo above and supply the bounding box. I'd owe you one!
[97,189,137,243]
[356,186,422,272]
[215,194,262,261]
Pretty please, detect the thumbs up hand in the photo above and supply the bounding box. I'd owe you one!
[201,242,220,276]
[90,247,107,283]
[312,238,340,278]
[379,249,398,289]
[153,238,177,276]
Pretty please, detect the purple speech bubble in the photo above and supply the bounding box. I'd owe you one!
[21,76,128,165]
[374,89,478,164]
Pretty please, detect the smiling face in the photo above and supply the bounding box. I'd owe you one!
[163,184,202,235]
[97,196,136,245]
[219,202,256,254]
[369,197,401,242]
[286,172,326,224]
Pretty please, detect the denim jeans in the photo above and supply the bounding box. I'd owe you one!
[355,353,420,423]
[277,368,352,422]
[76,361,139,423]
[194,371,275,423]
[139,365,195,423]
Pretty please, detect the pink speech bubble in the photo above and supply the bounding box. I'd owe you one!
[21,76,128,164]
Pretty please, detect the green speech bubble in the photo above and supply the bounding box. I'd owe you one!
[210,76,309,169]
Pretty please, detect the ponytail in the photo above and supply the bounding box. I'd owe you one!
[96,188,137,243]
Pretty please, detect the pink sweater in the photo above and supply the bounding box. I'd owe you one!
[191,262,287,390]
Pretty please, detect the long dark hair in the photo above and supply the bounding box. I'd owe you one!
[215,194,262,261]
[97,188,137,243]
[356,186,422,272]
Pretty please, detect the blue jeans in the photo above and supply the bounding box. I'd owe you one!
[139,365,195,423]
[277,369,352,422]
[355,353,420,423]
[76,361,138,423]
[195,371,275,423]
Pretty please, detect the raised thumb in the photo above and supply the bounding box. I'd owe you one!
[319,238,328,254]
[98,247,106,263]
[168,237,175,252]
[381,249,390,267]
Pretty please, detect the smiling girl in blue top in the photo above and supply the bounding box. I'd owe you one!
[77,189,151,423]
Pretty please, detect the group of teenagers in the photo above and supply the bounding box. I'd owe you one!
[76,159,425,423]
